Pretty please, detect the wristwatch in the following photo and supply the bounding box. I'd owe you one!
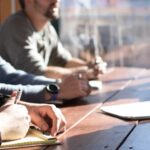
[46,83,60,102]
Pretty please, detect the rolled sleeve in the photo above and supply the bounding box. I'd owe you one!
[0,84,46,103]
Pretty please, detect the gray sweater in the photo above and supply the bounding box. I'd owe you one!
[0,56,56,103]
[0,11,72,75]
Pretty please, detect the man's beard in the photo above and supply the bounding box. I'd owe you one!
[34,0,60,20]
[44,8,59,20]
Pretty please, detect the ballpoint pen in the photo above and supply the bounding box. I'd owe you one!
[14,90,22,104]
[89,37,100,65]
[89,37,107,74]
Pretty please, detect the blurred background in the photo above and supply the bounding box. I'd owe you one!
[1,0,150,68]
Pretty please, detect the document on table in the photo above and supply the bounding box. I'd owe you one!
[0,127,60,149]
[89,80,103,90]
[100,101,150,120]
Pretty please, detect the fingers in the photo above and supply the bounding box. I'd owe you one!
[53,108,67,133]
[86,61,107,80]
[32,114,50,131]
[30,104,66,136]
[79,80,91,96]
[48,105,66,136]
[75,73,91,96]
[59,74,91,100]
[77,72,87,80]
[88,57,107,74]
[95,62,107,74]
[76,73,91,96]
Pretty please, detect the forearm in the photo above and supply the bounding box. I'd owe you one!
[0,56,56,85]
[3,70,56,85]
[65,58,87,68]
[44,66,71,79]
[0,83,47,103]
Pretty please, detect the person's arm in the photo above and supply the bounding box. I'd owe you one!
[0,57,91,104]
[65,57,87,68]
[0,56,56,85]
[65,57,107,80]
[44,65,72,79]
[0,56,57,103]
[0,91,66,141]
[0,83,47,103]
[44,58,88,79]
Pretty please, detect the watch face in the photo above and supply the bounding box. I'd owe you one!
[47,84,59,94]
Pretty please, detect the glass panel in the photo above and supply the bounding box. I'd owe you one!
[60,0,150,68]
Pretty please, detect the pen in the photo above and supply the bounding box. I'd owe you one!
[30,126,55,140]
[89,37,99,65]
[14,90,22,104]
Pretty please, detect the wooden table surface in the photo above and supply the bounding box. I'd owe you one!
[10,67,150,150]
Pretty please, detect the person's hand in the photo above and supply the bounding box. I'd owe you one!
[58,74,91,100]
[0,104,30,141]
[25,103,66,136]
[67,56,107,80]
[87,56,107,80]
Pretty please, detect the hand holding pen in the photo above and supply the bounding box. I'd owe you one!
[88,37,107,73]
[83,37,107,80]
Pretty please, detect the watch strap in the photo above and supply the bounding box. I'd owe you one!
[51,93,58,102]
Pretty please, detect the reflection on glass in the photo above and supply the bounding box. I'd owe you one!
[60,0,150,68]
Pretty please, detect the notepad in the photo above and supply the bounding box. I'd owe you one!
[89,80,103,90]
[101,101,150,120]
[0,127,60,149]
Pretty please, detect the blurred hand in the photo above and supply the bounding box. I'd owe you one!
[0,104,30,140]
[58,75,91,100]
[26,103,66,136]
[87,56,107,79]
[68,56,107,80]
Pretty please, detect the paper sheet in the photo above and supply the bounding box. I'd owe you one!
[101,101,150,120]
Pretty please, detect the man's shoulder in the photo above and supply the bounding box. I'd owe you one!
[0,11,34,39]
[9,11,25,19]
[0,11,28,31]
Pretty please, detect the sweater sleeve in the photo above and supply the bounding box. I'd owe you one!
[0,56,56,85]
[0,57,57,103]
[0,83,46,103]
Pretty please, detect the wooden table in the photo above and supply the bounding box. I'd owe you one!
[12,67,150,150]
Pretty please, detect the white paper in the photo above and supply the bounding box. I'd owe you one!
[101,101,150,120]
[89,80,103,90]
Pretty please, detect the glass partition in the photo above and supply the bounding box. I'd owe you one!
[60,0,150,68]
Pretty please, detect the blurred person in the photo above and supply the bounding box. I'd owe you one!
[0,91,66,142]
[0,56,91,104]
[0,0,106,80]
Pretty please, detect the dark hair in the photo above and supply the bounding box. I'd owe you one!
[19,0,25,9]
